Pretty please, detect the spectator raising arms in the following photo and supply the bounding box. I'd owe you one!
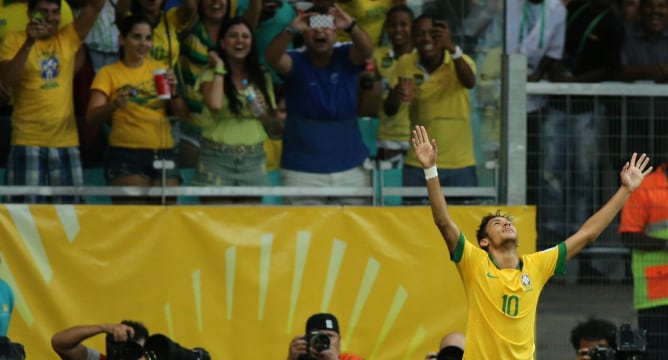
[86,14,189,204]
[0,0,105,203]
[265,4,374,205]
[192,16,283,204]
[175,0,262,168]
[385,16,477,205]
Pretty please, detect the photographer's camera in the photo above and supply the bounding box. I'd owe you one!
[581,324,647,360]
[0,337,25,360]
[298,331,331,360]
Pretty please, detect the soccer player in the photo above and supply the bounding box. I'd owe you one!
[411,124,651,359]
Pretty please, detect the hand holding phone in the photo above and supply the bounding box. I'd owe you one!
[309,14,334,29]
[31,11,45,24]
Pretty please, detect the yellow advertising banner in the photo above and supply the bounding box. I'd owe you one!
[0,205,535,359]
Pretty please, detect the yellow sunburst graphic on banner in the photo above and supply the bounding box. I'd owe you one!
[0,205,535,359]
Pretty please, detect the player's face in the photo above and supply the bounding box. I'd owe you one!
[482,216,518,248]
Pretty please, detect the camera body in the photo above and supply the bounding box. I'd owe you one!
[0,337,25,360]
[298,331,331,360]
[106,333,145,360]
[586,345,617,360]
[583,324,647,360]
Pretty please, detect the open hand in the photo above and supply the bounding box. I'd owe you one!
[411,125,437,168]
[329,4,353,30]
[620,153,652,192]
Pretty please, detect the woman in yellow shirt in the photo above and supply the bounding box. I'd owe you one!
[86,14,189,204]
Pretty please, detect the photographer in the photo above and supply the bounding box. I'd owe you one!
[51,320,149,360]
[424,332,465,360]
[570,318,617,360]
[287,313,363,360]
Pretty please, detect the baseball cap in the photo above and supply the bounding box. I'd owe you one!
[305,313,340,334]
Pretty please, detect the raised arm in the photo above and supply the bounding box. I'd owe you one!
[564,153,652,260]
[434,20,475,89]
[176,0,199,32]
[412,125,461,254]
[51,323,136,360]
[330,5,373,66]
[115,0,131,25]
[240,0,263,29]
[0,21,43,87]
[73,0,106,41]
[265,13,310,75]
[201,51,226,112]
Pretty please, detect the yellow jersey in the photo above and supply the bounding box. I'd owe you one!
[0,24,81,147]
[452,233,567,359]
[151,8,181,68]
[91,60,173,149]
[395,51,477,169]
[373,45,412,143]
[336,0,392,45]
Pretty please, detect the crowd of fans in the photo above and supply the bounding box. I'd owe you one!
[0,0,664,207]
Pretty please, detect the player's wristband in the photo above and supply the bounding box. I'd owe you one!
[424,166,438,180]
[450,46,463,60]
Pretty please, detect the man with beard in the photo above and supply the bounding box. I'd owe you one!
[384,15,476,205]
[265,4,373,205]
[411,124,651,359]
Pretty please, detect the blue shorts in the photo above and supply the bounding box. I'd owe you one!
[5,145,84,203]
[105,147,181,183]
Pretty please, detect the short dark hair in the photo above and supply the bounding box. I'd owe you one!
[28,0,61,12]
[117,13,152,37]
[121,320,149,342]
[386,4,414,21]
[570,317,617,351]
[476,210,513,246]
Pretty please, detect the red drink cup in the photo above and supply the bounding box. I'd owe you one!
[153,69,171,100]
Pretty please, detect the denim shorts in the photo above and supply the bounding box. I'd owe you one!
[191,139,268,186]
[105,147,181,182]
